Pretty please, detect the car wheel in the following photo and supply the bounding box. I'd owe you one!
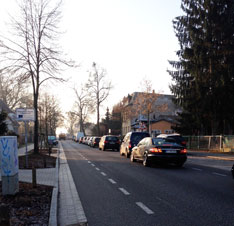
[143,155,150,167]
[130,153,136,162]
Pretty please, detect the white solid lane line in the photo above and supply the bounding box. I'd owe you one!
[119,188,130,195]
[212,172,227,177]
[108,179,117,184]
[136,202,154,215]
[101,172,107,176]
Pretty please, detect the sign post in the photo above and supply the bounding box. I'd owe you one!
[16,108,35,168]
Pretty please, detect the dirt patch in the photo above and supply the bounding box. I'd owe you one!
[18,148,57,169]
[0,182,53,226]
[0,148,58,225]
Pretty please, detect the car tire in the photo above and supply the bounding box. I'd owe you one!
[143,155,150,167]
[130,153,136,162]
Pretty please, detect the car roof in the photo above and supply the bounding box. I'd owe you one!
[157,133,181,138]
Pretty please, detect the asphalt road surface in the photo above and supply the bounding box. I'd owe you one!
[61,140,234,226]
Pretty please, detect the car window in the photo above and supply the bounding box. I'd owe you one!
[131,133,150,144]
[153,138,177,145]
[106,136,119,141]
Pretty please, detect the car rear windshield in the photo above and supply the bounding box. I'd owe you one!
[152,138,176,145]
[106,136,119,141]
[131,133,150,144]
[95,138,100,142]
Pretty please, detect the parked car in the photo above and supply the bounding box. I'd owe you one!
[87,137,93,146]
[120,132,150,158]
[99,135,120,151]
[90,137,101,148]
[48,135,58,146]
[79,137,84,143]
[156,134,186,147]
[131,137,187,167]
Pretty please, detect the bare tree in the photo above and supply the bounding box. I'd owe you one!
[70,84,94,135]
[38,92,63,146]
[0,0,73,153]
[66,111,78,137]
[0,71,30,110]
[86,62,112,136]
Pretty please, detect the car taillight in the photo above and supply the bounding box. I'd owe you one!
[149,148,162,153]
[104,141,108,144]
[129,142,132,148]
[180,149,187,154]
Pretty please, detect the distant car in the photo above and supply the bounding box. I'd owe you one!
[90,137,101,148]
[48,136,58,146]
[99,135,120,151]
[79,137,84,143]
[120,132,150,158]
[156,134,186,147]
[131,137,187,167]
[88,137,93,146]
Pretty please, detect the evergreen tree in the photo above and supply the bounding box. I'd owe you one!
[0,111,8,135]
[169,0,234,135]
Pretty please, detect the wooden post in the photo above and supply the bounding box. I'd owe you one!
[32,167,37,188]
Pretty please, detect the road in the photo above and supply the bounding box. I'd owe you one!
[61,140,234,226]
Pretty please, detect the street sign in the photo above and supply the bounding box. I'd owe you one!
[16,108,35,121]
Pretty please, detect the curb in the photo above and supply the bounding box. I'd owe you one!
[48,148,60,226]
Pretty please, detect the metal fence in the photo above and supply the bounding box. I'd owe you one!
[184,135,234,152]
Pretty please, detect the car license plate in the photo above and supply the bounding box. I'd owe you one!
[166,150,177,153]
[110,142,114,144]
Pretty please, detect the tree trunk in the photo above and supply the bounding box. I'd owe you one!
[33,93,39,154]
[97,103,100,136]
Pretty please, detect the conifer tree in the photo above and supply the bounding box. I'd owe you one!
[169,0,234,135]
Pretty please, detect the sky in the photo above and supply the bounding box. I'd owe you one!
[0,0,183,131]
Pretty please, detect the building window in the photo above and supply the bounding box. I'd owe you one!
[165,130,174,134]
[151,130,161,137]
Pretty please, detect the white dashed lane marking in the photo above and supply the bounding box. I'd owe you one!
[212,172,227,177]
[192,168,202,171]
[91,164,95,167]
[119,188,130,195]
[136,202,154,215]
[101,172,107,176]
[95,167,100,171]
[108,179,117,184]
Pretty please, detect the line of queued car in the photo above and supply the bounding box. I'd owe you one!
[77,132,188,168]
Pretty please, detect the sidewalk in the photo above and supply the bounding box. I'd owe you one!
[188,149,234,161]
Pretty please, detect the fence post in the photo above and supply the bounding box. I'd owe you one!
[220,135,222,151]
[208,136,211,150]
[198,136,200,149]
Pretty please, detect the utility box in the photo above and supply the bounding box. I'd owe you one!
[0,136,19,195]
